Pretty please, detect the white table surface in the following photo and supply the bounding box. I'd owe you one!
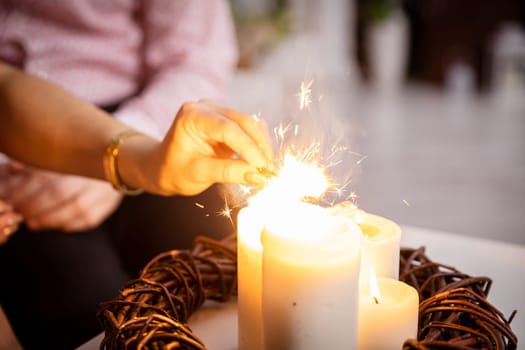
[79,225,524,350]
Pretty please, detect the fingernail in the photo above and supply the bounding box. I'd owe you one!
[256,167,277,179]
[244,171,265,186]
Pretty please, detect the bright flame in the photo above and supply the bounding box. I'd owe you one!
[244,149,334,241]
[251,152,331,206]
[369,266,381,304]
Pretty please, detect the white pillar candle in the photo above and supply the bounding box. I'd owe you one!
[358,277,419,350]
[358,211,401,280]
[330,204,401,280]
[261,202,362,350]
[237,206,264,350]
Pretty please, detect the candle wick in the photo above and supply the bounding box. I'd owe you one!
[373,296,379,304]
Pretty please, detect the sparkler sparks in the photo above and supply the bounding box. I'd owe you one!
[196,80,366,231]
[239,80,364,222]
[250,152,332,207]
[218,199,234,226]
[239,185,252,196]
[356,155,368,165]
[265,112,363,206]
[297,80,314,110]
[275,123,291,141]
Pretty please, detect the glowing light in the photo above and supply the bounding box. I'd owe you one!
[251,152,331,206]
[219,207,233,219]
[239,185,252,196]
[297,80,313,110]
[402,199,411,207]
[218,198,234,226]
[195,202,205,209]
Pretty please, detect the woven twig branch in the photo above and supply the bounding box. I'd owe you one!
[97,235,237,350]
[400,247,518,350]
[98,238,518,349]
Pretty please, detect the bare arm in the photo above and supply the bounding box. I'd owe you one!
[0,62,272,196]
[0,62,128,181]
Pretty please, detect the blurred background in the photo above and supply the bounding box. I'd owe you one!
[1,2,523,349]
[228,0,525,245]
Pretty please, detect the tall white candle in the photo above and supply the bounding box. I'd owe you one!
[237,206,264,350]
[358,277,419,350]
[261,202,362,350]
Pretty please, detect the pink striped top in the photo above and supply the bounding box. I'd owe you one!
[0,0,238,139]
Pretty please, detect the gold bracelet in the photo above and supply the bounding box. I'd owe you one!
[103,130,144,195]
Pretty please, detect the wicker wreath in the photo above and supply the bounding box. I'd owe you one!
[98,237,518,350]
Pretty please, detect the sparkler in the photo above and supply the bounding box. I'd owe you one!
[220,79,368,223]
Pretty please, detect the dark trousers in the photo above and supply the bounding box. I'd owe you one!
[0,185,238,349]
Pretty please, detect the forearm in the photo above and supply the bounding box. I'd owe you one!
[0,62,158,192]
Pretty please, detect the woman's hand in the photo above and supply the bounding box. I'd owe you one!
[148,100,274,196]
[4,169,122,232]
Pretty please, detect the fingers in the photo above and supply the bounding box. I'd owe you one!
[23,177,121,232]
[0,201,23,244]
[195,158,266,187]
[193,113,269,168]
[159,100,275,194]
[199,100,274,166]
[5,170,49,210]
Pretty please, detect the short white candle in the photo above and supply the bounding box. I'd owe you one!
[358,211,401,280]
[237,206,264,350]
[330,204,401,280]
[261,202,362,350]
[358,277,419,350]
